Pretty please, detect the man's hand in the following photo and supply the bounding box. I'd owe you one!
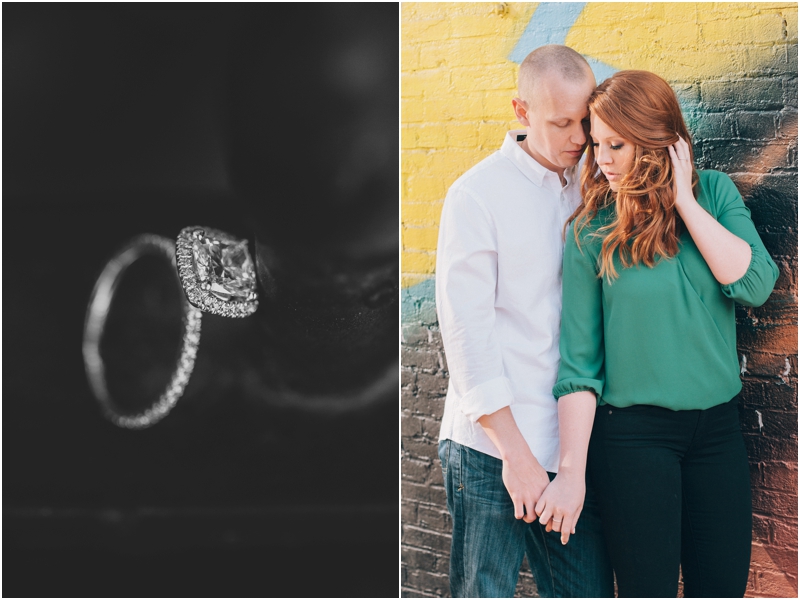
[502,449,552,523]
[534,469,585,545]
[478,406,550,522]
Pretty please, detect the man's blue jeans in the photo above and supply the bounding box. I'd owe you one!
[439,439,614,598]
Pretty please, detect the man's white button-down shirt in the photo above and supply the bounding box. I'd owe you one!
[436,130,583,473]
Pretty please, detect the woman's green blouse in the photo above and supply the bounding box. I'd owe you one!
[553,170,779,410]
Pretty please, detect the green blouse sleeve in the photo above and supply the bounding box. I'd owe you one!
[706,172,779,307]
[552,223,605,401]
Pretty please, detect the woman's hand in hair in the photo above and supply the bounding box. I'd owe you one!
[668,135,696,210]
[669,135,753,284]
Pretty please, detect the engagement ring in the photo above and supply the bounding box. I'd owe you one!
[83,227,258,429]
[176,226,258,317]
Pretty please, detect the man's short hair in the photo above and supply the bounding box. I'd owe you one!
[518,45,594,102]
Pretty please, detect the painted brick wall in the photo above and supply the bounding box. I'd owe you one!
[401,3,798,597]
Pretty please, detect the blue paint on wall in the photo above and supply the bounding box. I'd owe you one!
[585,57,618,84]
[509,2,587,61]
[402,278,437,327]
[509,2,618,85]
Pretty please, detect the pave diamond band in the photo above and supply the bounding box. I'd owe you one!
[83,234,202,429]
[176,226,258,317]
[83,227,259,429]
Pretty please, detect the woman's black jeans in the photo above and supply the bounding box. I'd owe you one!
[588,398,752,598]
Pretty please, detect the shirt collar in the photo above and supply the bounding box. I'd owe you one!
[500,130,581,191]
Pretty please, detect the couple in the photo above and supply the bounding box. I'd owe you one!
[435,45,779,598]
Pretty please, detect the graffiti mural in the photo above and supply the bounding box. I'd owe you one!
[402,3,797,597]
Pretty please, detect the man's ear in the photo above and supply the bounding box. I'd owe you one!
[512,98,530,127]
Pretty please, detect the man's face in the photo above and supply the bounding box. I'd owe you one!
[513,73,595,175]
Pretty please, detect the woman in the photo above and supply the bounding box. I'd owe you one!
[547,70,779,597]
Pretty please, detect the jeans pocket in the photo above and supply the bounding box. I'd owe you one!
[463,446,509,507]
[438,439,450,478]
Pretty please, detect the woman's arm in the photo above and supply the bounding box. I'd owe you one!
[669,137,751,285]
[534,390,597,545]
[545,224,606,544]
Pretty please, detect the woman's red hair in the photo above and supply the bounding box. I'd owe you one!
[568,70,698,281]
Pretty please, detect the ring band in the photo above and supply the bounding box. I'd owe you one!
[83,234,202,429]
[83,227,259,429]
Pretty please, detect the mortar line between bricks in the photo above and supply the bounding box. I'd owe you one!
[401,544,449,558]
[403,523,451,534]
[400,587,439,598]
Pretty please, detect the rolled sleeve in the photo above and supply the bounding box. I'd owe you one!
[553,224,605,402]
[720,242,779,307]
[711,173,779,307]
[435,187,514,422]
[459,376,515,422]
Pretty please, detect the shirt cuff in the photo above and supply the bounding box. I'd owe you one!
[460,376,515,423]
[552,378,604,402]
[720,243,779,308]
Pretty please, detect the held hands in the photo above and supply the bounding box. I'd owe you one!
[478,408,552,527]
[502,453,586,545]
[501,451,551,525]
[479,406,583,541]
[534,470,586,545]
[668,135,695,211]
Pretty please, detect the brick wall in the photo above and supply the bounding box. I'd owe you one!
[401,3,798,597]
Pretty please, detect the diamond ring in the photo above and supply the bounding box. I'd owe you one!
[176,226,258,317]
[83,228,258,429]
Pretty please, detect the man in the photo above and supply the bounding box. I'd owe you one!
[435,45,614,598]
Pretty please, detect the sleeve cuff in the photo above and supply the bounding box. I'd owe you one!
[552,378,604,402]
[720,243,779,307]
[460,376,515,423]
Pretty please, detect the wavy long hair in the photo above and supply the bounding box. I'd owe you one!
[568,70,698,282]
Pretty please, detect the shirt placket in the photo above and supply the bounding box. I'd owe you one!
[543,173,568,224]
[559,177,573,225]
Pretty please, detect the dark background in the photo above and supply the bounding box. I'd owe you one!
[4,4,399,597]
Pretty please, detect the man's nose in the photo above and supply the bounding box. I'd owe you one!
[570,123,586,145]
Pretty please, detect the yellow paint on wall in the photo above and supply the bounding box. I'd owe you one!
[402,2,798,289]
[402,250,436,276]
[402,227,440,251]
[402,201,444,227]
[401,2,537,287]
[567,3,797,81]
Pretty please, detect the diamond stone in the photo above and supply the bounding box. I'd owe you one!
[191,233,256,302]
